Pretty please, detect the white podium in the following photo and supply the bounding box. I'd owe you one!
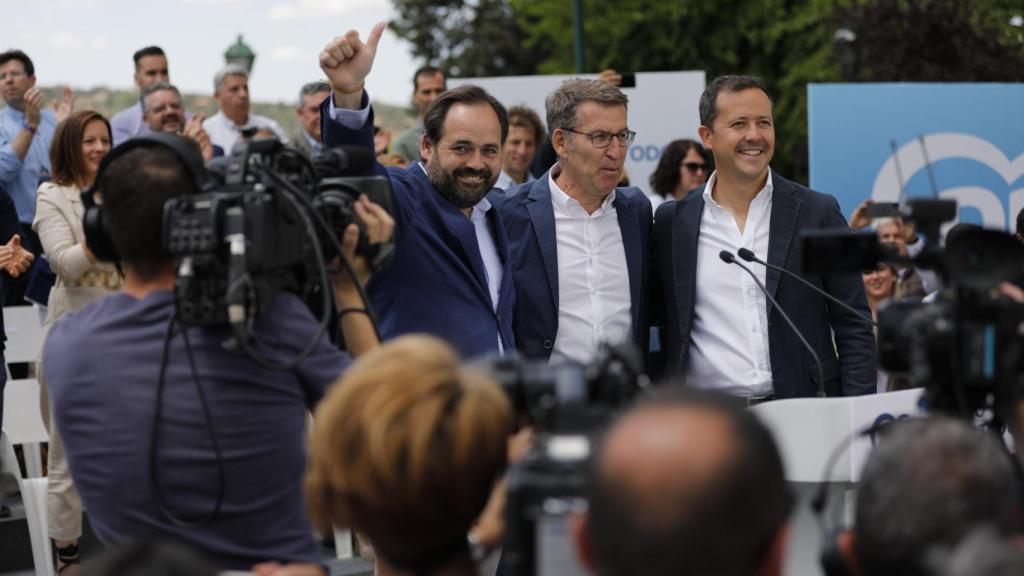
[750,389,924,575]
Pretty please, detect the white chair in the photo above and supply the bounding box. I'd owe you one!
[4,305,45,365]
[2,306,54,575]
[1,432,54,576]
[4,305,47,478]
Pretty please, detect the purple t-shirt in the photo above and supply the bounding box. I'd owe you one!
[43,290,351,569]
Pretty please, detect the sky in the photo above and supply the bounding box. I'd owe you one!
[5,0,420,107]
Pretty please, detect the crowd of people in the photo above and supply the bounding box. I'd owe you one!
[0,20,1023,576]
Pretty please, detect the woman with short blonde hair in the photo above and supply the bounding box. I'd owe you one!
[306,335,512,576]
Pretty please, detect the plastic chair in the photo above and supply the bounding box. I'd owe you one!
[3,305,47,477]
[2,431,54,576]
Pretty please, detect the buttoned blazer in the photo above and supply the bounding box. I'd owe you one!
[493,172,652,361]
[652,171,876,398]
[320,100,515,359]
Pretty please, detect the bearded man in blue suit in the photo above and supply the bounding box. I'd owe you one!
[494,79,652,365]
[319,24,514,359]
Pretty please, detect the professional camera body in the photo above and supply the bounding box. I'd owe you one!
[803,198,1024,424]
[162,138,393,339]
[480,345,647,576]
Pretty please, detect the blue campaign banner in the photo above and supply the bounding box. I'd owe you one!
[808,83,1024,231]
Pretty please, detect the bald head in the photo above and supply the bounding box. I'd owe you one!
[579,389,792,576]
[599,405,738,527]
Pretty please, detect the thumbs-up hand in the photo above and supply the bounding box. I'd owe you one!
[320,21,386,107]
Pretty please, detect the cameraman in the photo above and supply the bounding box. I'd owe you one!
[40,133,393,572]
[835,417,1021,576]
[571,388,792,576]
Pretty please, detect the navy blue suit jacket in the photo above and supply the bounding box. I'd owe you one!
[321,100,515,359]
[652,172,875,398]
[493,171,652,361]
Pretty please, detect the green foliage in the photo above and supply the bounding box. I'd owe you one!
[388,0,548,77]
[388,0,1024,183]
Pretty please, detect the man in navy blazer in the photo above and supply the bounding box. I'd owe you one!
[494,79,651,364]
[653,75,875,399]
[318,24,514,359]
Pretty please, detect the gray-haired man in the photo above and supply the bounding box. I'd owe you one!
[202,64,287,153]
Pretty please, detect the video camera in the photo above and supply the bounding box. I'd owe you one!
[802,198,1024,425]
[476,344,648,576]
[162,137,394,359]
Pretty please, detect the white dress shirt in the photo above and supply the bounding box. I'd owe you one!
[687,170,775,396]
[548,170,631,365]
[202,111,289,153]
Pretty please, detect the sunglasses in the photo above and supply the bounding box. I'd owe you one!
[682,162,707,172]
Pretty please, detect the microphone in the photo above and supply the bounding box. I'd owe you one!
[736,248,876,327]
[719,250,827,398]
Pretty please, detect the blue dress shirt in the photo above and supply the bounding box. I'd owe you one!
[0,106,56,224]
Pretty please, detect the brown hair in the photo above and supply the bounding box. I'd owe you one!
[545,78,628,135]
[306,335,512,568]
[50,110,110,188]
[507,105,545,146]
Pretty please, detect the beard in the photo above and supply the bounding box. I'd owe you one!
[426,155,496,210]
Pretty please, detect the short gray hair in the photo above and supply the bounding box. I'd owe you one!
[140,81,181,113]
[213,64,248,92]
[854,417,1019,576]
[545,78,628,137]
[298,81,330,106]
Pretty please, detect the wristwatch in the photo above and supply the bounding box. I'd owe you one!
[22,121,36,134]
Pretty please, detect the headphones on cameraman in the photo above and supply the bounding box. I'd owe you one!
[82,132,214,263]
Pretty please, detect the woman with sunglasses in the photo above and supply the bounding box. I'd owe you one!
[32,109,121,574]
[649,139,712,203]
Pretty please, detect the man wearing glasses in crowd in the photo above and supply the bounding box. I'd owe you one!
[495,78,652,365]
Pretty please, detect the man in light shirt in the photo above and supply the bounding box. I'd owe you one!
[495,79,652,365]
[653,75,874,399]
[495,105,544,191]
[292,81,330,156]
[110,46,171,146]
[202,64,287,153]
[140,82,217,161]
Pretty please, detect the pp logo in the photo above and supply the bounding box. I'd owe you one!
[870,133,1024,230]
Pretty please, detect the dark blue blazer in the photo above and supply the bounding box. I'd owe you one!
[493,172,652,360]
[652,172,876,398]
[321,101,515,359]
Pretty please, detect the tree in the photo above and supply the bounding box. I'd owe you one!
[833,0,1024,82]
[388,0,549,78]
[388,0,1024,182]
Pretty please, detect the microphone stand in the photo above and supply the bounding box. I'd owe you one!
[719,250,828,398]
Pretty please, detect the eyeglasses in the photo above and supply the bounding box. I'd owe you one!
[563,128,636,149]
[682,162,707,173]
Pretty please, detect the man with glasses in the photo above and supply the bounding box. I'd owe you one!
[652,75,874,398]
[0,49,71,303]
[494,78,652,364]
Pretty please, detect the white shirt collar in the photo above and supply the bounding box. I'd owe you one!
[703,169,774,208]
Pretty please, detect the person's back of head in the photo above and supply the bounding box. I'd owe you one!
[853,416,1021,576]
[93,135,203,280]
[576,388,792,576]
[306,335,512,573]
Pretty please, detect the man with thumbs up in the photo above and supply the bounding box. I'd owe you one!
[319,23,516,359]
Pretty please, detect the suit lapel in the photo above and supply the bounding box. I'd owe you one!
[525,176,560,308]
[613,191,641,330]
[674,188,704,339]
[412,167,494,305]
[766,174,800,300]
